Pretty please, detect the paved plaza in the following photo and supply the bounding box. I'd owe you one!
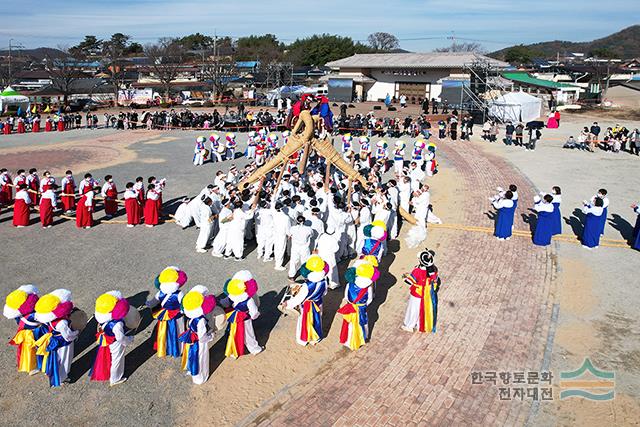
[0,112,638,426]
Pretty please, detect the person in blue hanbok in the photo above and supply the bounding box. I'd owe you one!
[591,189,609,236]
[581,197,605,249]
[550,186,562,235]
[509,184,519,209]
[492,190,516,240]
[631,203,640,250]
[532,194,555,246]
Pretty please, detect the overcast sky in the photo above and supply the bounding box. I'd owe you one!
[2,0,638,52]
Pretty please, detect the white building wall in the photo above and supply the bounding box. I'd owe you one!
[367,81,395,101]
[365,68,459,101]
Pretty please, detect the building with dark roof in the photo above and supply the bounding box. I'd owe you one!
[325,52,508,102]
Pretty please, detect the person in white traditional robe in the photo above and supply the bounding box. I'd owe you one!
[211,199,233,257]
[288,215,313,278]
[224,201,255,260]
[255,202,274,261]
[196,197,215,253]
[272,202,292,270]
[315,227,341,289]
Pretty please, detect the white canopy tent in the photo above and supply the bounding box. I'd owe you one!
[488,91,542,123]
[0,86,30,113]
[266,85,313,104]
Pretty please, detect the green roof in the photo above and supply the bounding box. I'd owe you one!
[502,72,578,89]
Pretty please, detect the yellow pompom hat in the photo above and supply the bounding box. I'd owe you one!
[299,255,329,283]
[181,285,216,319]
[223,270,258,303]
[94,290,130,324]
[154,266,188,295]
[34,289,74,323]
[3,285,39,319]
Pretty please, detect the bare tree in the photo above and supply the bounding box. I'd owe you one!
[0,63,11,87]
[434,42,485,53]
[102,34,131,106]
[200,57,237,101]
[367,32,400,51]
[44,48,87,106]
[144,38,184,101]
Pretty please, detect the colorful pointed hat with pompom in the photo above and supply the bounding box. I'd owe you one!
[34,289,74,323]
[377,140,388,148]
[299,255,329,283]
[225,132,236,142]
[181,285,216,319]
[395,140,405,148]
[427,142,437,152]
[267,133,278,144]
[196,136,206,144]
[342,133,352,143]
[282,130,291,138]
[223,270,258,303]
[344,258,380,288]
[94,290,130,324]
[359,136,369,144]
[3,285,39,319]
[154,266,188,295]
[209,133,220,142]
[363,220,388,241]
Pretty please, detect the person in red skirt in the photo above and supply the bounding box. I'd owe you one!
[144,184,160,227]
[78,173,97,195]
[13,169,26,189]
[134,176,145,208]
[32,116,41,133]
[0,169,12,205]
[45,117,53,132]
[39,170,55,193]
[16,117,26,134]
[2,119,11,135]
[13,184,31,227]
[57,116,65,132]
[60,170,76,212]
[101,175,119,219]
[25,169,40,206]
[148,176,166,215]
[76,186,100,229]
[124,182,141,227]
[39,183,58,228]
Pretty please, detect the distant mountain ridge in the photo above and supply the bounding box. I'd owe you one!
[491,25,640,60]
[0,47,67,60]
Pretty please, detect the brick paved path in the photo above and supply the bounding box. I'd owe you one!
[245,140,557,426]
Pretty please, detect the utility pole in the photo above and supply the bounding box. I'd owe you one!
[603,61,611,101]
[7,39,24,85]
[447,31,456,50]
[213,29,218,101]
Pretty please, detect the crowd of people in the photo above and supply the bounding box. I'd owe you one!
[0,168,167,229]
[2,108,447,387]
[2,95,469,140]
[491,185,640,250]
[563,122,640,154]
[2,238,441,387]
[2,93,640,393]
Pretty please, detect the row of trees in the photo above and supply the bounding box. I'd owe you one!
[48,31,484,103]
[68,32,403,67]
